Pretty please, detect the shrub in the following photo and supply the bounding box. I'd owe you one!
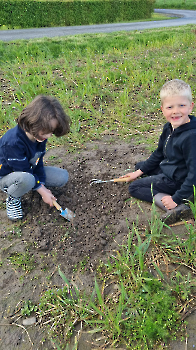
[0,0,155,29]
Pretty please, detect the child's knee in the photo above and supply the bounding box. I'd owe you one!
[57,168,69,187]
[62,169,69,185]
[21,172,36,189]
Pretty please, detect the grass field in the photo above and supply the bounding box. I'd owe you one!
[0,25,195,151]
[0,18,196,350]
[155,0,196,9]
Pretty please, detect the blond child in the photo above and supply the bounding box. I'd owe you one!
[122,79,195,224]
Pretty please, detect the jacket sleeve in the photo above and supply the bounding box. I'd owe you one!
[139,126,167,174]
[3,144,45,190]
[172,133,196,204]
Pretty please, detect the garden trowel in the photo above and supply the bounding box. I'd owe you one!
[53,200,75,221]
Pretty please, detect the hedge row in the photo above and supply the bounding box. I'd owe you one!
[0,0,155,28]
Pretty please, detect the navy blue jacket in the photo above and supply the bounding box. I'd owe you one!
[139,115,196,204]
[0,125,47,190]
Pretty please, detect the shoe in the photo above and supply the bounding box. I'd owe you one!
[6,195,23,221]
[161,204,192,225]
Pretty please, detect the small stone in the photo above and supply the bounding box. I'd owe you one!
[100,239,107,246]
[22,316,36,326]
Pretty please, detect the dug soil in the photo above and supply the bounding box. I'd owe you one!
[0,138,195,350]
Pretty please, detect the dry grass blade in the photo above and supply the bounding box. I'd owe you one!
[169,219,195,227]
[64,317,79,337]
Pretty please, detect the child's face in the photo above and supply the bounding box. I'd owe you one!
[161,95,194,129]
[36,118,58,142]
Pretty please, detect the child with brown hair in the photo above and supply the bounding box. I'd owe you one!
[122,79,196,224]
[0,95,71,221]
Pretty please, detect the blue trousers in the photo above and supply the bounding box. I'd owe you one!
[0,166,69,198]
[129,161,181,203]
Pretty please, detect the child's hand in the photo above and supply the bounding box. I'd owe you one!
[37,185,57,206]
[120,169,143,182]
[161,195,177,210]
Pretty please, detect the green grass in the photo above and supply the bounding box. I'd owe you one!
[155,0,196,9]
[35,198,196,349]
[21,300,38,316]
[7,251,36,272]
[36,203,196,349]
[0,25,195,152]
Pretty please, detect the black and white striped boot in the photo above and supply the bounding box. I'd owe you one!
[6,195,23,220]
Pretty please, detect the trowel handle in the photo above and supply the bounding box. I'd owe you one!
[53,200,62,211]
[113,177,130,182]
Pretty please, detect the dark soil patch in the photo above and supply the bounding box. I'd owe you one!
[0,138,195,350]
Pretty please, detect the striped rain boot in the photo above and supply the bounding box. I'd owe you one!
[6,195,23,221]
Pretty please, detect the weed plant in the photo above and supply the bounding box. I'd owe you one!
[8,251,35,272]
[160,194,196,271]
[0,25,195,152]
[21,300,38,316]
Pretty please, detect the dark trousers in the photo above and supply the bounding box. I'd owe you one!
[129,161,181,203]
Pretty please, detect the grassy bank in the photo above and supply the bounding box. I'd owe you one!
[155,0,196,10]
[0,25,195,151]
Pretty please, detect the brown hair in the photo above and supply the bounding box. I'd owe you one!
[17,95,70,138]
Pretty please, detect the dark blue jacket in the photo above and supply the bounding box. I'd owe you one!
[139,115,196,204]
[0,125,47,190]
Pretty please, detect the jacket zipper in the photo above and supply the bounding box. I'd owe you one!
[163,131,173,158]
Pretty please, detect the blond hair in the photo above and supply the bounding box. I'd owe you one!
[160,79,192,103]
